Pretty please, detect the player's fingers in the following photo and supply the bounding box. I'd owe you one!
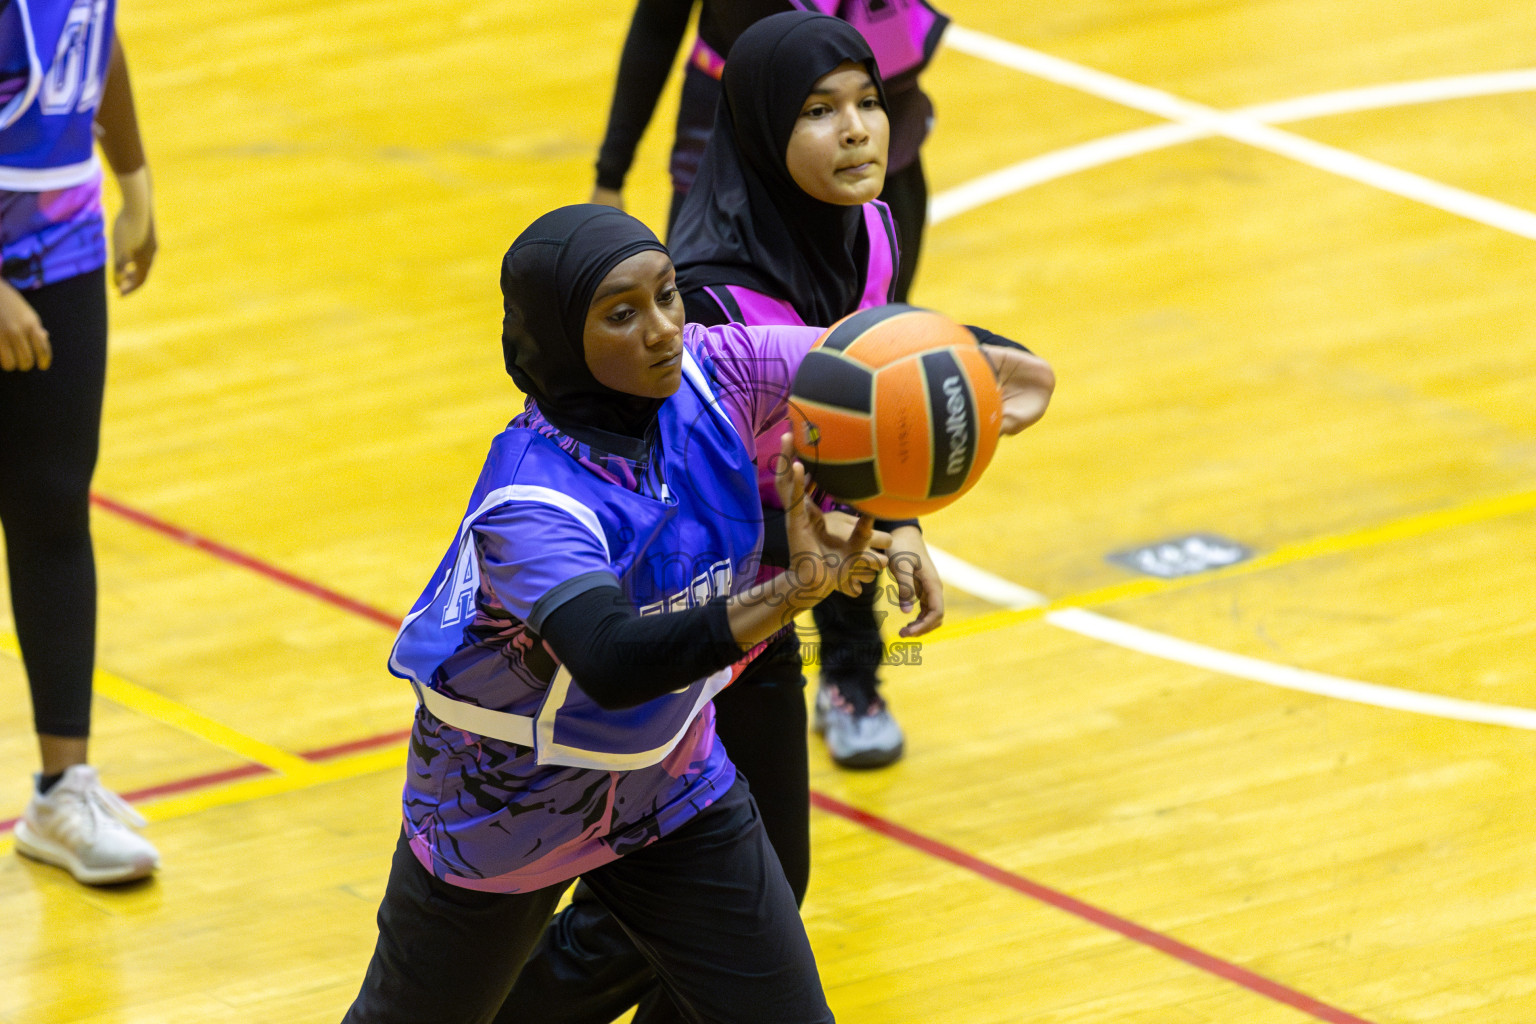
[900,601,944,637]
[115,222,156,295]
[113,257,132,295]
[775,432,807,512]
[773,436,797,514]
[133,232,157,284]
[848,548,886,582]
[849,515,891,552]
[2,329,37,371]
[901,572,945,636]
[890,558,917,612]
[29,324,51,371]
[898,608,926,637]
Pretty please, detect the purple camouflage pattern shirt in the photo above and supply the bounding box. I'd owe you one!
[402,319,819,892]
[0,7,108,290]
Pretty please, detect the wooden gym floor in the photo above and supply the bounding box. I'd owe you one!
[3,1,1535,1021]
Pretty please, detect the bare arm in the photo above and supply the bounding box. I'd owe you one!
[93,34,155,294]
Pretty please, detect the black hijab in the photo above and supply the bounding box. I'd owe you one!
[670,11,888,328]
[501,204,669,443]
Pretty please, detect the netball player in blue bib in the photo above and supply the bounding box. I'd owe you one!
[3,0,160,885]
[342,205,891,1023]
[506,15,1055,1023]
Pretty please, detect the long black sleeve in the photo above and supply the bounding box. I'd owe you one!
[967,324,1032,353]
[539,584,745,709]
[595,0,697,191]
[680,285,731,326]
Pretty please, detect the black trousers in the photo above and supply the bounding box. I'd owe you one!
[502,635,812,1024]
[810,584,887,695]
[342,772,832,1024]
[0,268,107,739]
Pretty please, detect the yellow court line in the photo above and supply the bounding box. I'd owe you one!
[930,486,1536,644]
[133,745,406,824]
[0,632,322,782]
[88,670,327,781]
[0,747,404,854]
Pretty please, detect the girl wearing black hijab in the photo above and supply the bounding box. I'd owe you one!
[671,10,935,768]
[341,204,889,1024]
[672,9,1055,772]
[503,15,1055,1024]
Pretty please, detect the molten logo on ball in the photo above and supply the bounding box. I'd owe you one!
[942,375,968,477]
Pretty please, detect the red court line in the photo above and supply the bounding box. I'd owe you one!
[90,493,403,630]
[66,493,1377,1024]
[810,791,1377,1024]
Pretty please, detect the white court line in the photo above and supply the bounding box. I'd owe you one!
[938,26,1536,239]
[926,546,1047,608]
[928,546,1536,730]
[932,68,1536,224]
[924,41,1536,728]
[931,121,1206,224]
[1049,610,1536,729]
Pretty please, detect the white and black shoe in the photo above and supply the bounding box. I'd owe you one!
[15,765,160,885]
[814,681,905,769]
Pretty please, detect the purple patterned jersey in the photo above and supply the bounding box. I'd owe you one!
[1,0,114,289]
[395,320,819,892]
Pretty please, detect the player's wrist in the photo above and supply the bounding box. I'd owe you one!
[115,166,153,230]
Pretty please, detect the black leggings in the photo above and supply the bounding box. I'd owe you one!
[0,268,107,739]
[502,634,811,1024]
[344,775,831,1024]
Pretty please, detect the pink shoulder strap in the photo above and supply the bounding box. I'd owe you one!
[704,284,806,327]
[791,0,948,80]
[858,200,899,310]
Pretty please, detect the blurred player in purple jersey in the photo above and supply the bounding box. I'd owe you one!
[3,0,160,886]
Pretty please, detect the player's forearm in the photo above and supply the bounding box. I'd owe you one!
[94,36,147,176]
[725,566,828,648]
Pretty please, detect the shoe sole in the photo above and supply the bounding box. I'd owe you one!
[829,741,905,769]
[14,822,158,885]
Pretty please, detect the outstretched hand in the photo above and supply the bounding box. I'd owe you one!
[774,433,889,603]
[982,344,1056,435]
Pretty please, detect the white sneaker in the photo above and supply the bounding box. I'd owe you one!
[15,765,160,885]
[814,682,905,769]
